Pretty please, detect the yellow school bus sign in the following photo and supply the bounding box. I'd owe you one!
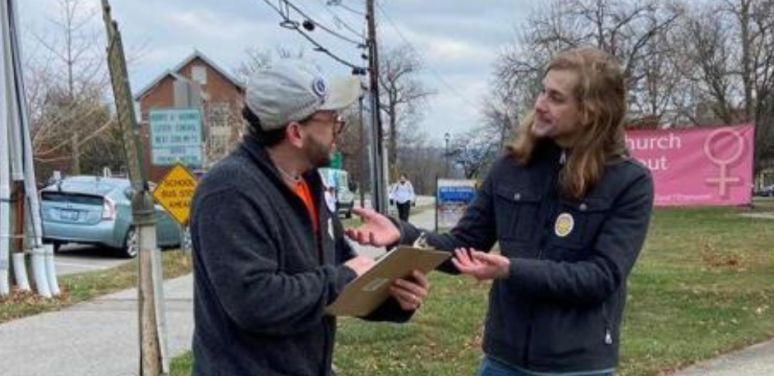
[152,163,198,225]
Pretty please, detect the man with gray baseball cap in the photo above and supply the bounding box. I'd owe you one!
[189,60,429,376]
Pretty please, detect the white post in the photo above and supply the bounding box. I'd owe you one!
[0,0,13,297]
[8,0,57,296]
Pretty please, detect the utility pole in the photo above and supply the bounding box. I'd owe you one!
[366,0,387,214]
[444,132,450,177]
[357,96,366,209]
[101,1,168,375]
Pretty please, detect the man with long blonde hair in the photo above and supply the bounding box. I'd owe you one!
[347,47,654,375]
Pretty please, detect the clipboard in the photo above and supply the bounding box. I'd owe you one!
[326,245,450,317]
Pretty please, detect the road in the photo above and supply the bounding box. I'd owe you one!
[54,244,133,276]
[49,195,438,276]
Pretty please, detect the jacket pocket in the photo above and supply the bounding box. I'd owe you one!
[548,197,611,252]
[530,303,611,362]
[494,184,541,242]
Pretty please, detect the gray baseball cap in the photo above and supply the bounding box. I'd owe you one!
[245,60,362,131]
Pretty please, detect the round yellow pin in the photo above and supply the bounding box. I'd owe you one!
[555,213,575,237]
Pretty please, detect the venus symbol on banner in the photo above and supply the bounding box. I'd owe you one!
[703,128,745,198]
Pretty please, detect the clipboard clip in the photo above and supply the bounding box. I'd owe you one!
[413,232,430,249]
[377,232,433,263]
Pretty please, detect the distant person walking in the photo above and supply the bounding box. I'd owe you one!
[390,174,415,221]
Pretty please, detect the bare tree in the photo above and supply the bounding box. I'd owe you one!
[234,47,305,82]
[675,0,774,168]
[481,86,520,154]
[492,0,774,175]
[448,127,502,180]
[676,5,738,123]
[202,101,246,165]
[25,0,117,176]
[496,0,683,127]
[337,103,368,190]
[725,0,774,169]
[378,44,434,178]
[395,121,441,193]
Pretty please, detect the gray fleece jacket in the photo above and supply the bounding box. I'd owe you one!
[190,135,411,376]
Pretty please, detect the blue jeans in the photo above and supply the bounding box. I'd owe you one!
[476,356,614,376]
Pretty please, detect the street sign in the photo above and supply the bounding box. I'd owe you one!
[149,108,202,166]
[331,151,343,169]
[152,163,198,225]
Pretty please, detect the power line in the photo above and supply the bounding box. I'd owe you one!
[375,3,479,111]
[313,0,366,40]
[326,0,366,16]
[296,30,362,70]
[281,0,364,46]
[257,0,365,70]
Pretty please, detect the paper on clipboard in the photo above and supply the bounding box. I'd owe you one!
[325,246,450,317]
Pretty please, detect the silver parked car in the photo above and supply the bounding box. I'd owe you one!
[41,176,183,257]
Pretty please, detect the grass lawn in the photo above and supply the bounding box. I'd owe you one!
[0,250,192,324]
[177,201,771,375]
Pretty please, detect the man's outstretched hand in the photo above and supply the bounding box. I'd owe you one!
[344,207,401,247]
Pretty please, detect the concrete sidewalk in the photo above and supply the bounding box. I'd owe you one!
[671,340,774,376]
[0,275,194,376]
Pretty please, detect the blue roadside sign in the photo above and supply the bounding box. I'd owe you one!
[436,179,477,230]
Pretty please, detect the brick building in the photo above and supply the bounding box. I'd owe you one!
[134,50,245,182]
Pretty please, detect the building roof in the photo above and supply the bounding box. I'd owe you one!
[133,49,244,101]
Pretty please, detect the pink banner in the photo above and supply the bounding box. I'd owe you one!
[625,124,754,206]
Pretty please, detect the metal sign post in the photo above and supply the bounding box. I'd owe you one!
[101,1,168,375]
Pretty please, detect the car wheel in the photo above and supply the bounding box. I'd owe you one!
[45,239,64,253]
[120,227,139,258]
[344,209,352,219]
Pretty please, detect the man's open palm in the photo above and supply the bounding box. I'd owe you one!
[344,207,400,247]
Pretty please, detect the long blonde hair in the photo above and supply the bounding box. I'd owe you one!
[510,47,627,199]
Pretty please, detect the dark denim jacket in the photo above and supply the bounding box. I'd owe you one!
[398,142,654,373]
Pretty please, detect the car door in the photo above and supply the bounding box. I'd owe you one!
[154,205,182,247]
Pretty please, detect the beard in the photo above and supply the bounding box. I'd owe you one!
[303,134,333,168]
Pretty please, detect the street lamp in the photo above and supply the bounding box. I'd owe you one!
[444,132,450,177]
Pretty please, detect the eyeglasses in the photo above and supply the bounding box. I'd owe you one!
[303,115,347,135]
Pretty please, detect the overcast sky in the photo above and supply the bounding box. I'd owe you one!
[18,0,535,143]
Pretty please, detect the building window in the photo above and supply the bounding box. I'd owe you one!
[192,65,207,85]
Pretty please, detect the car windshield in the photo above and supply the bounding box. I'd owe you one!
[58,182,116,195]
